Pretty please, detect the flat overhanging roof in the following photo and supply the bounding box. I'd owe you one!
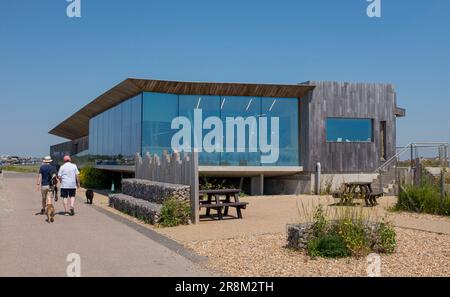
[49,78,316,140]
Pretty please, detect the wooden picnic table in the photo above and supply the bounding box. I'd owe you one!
[334,182,383,206]
[199,189,249,220]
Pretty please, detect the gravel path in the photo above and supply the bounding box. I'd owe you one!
[187,228,450,277]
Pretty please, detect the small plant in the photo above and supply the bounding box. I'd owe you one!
[293,204,397,258]
[160,197,191,227]
[200,177,235,190]
[335,218,369,256]
[320,176,334,195]
[312,206,328,237]
[376,221,397,254]
[307,233,349,258]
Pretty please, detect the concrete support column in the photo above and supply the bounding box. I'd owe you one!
[250,174,264,196]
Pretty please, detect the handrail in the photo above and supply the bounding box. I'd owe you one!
[375,143,413,173]
[374,142,449,173]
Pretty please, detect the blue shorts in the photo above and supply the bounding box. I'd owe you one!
[60,189,76,198]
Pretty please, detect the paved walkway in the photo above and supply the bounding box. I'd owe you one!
[0,172,210,277]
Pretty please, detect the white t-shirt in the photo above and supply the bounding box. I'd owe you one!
[58,162,80,189]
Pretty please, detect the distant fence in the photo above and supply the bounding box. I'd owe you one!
[135,151,199,224]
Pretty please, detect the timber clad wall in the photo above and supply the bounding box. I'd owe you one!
[300,81,398,173]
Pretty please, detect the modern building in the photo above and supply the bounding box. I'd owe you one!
[49,78,405,194]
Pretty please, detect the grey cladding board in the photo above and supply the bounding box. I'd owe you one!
[300,81,401,173]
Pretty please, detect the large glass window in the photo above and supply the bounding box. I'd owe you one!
[142,92,179,157]
[89,92,300,167]
[88,94,142,161]
[262,98,299,166]
[179,95,221,165]
[220,96,261,166]
[326,118,373,142]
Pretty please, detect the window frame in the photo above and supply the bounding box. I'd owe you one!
[325,117,374,143]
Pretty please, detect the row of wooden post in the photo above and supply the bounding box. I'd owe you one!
[135,151,199,224]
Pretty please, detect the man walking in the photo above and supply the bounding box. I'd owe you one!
[36,156,57,215]
[58,155,80,216]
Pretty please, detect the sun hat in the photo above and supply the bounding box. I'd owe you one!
[63,155,71,162]
[43,156,53,163]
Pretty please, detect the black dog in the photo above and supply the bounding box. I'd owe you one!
[85,189,94,204]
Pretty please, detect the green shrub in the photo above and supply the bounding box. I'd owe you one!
[300,205,397,258]
[160,198,191,227]
[79,166,110,189]
[312,206,328,237]
[307,233,349,258]
[376,221,397,254]
[336,218,369,256]
[397,183,450,216]
[200,177,234,190]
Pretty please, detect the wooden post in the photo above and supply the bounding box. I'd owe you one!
[444,144,449,167]
[190,151,199,224]
[410,144,414,170]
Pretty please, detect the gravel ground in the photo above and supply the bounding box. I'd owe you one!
[187,228,450,277]
[390,211,450,223]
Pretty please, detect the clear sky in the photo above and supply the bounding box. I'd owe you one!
[0,0,449,157]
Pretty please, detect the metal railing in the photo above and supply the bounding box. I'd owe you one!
[375,142,449,173]
[374,142,449,195]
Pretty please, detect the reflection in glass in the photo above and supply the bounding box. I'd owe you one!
[326,118,373,142]
[88,92,301,167]
[220,96,261,166]
[179,95,221,165]
[262,98,299,166]
[88,94,142,163]
[142,92,178,156]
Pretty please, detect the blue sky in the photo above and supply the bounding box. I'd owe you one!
[0,0,449,157]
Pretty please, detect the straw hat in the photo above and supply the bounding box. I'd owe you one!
[43,156,53,163]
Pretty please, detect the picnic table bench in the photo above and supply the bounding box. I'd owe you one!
[332,182,383,207]
[199,189,249,220]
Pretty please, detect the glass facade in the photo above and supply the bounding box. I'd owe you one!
[326,118,373,142]
[89,92,300,166]
[89,94,142,162]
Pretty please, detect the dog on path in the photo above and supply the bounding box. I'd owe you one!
[85,189,94,205]
[45,204,55,223]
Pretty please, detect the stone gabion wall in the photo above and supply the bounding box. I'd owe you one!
[286,223,314,250]
[122,179,190,204]
[109,193,162,224]
[287,221,387,252]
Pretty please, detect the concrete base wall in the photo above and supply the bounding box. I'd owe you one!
[264,173,379,195]
[265,174,312,195]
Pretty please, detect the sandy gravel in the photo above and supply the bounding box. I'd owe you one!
[390,211,450,223]
[187,228,450,277]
